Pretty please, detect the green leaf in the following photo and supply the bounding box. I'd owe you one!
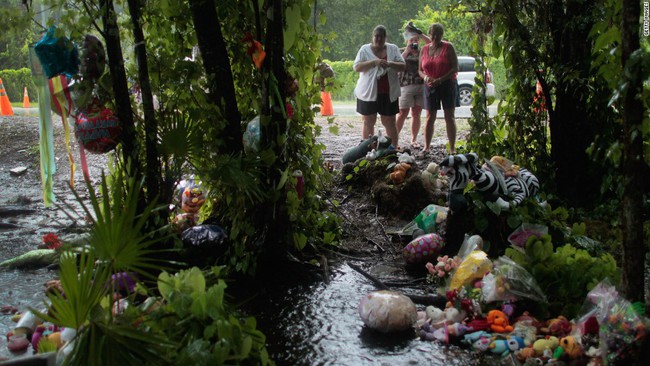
[284,5,302,50]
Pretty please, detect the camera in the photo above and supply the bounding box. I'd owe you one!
[409,43,418,50]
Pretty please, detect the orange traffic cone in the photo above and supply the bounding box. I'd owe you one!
[0,78,14,116]
[22,87,30,108]
[320,91,334,116]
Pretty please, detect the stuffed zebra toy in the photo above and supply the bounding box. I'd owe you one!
[439,153,539,211]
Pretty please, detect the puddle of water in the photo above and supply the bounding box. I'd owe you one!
[249,262,496,366]
[0,268,51,361]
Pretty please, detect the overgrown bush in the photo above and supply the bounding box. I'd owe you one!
[328,60,356,101]
[0,68,36,103]
[505,234,620,319]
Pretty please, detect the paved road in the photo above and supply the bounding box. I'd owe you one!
[330,103,497,118]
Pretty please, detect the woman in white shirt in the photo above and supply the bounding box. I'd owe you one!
[353,25,406,148]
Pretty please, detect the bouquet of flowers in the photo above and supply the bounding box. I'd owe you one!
[426,255,462,287]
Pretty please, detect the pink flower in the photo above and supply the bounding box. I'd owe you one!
[425,262,435,274]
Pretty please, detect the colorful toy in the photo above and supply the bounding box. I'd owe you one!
[532,336,559,357]
[402,233,445,264]
[557,336,583,360]
[439,153,540,211]
[489,336,525,356]
[540,316,573,337]
[487,309,513,333]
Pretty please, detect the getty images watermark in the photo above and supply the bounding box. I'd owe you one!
[645,2,649,37]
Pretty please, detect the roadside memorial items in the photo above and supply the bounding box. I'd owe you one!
[481,256,547,304]
[171,178,206,232]
[181,224,229,267]
[402,233,445,265]
[507,223,548,249]
[74,99,121,154]
[389,162,411,184]
[448,250,492,291]
[400,204,448,238]
[439,153,541,212]
[358,290,417,333]
[33,26,79,79]
[243,116,261,155]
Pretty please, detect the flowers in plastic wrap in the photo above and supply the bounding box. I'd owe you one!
[425,255,462,287]
[578,279,648,365]
[507,223,548,249]
[448,250,492,291]
[481,256,547,304]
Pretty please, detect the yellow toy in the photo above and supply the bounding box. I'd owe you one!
[533,336,559,357]
[448,250,492,290]
[558,335,583,359]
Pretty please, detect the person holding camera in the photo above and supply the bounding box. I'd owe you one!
[396,22,431,151]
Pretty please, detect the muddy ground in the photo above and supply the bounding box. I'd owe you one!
[0,111,465,361]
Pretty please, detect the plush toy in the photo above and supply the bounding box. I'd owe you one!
[489,336,526,356]
[421,162,443,191]
[540,316,573,337]
[532,336,560,357]
[181,185,206,214]
[515,346,537,362]
[487,156,540,206]
[439,153,540,211]
[390,162,411,184]
[487,309,513,333]
[558,336,583,360]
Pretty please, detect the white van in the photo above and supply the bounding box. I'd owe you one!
[457,56,496,106]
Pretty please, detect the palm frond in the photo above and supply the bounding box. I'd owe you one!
[33,250,108,329]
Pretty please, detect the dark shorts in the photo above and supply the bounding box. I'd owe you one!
[423,79,460,111]
[356,94,399,116]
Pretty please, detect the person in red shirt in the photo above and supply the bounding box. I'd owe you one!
[418,23,459,156]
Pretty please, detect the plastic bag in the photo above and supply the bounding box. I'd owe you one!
[456,234,484,259]
[401,204,448,238]
[577,279,648,365]
[481,256,547,303]
[181,225,229,267]
[507,223,548,248]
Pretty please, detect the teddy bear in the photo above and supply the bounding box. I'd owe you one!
[487,309,514,333]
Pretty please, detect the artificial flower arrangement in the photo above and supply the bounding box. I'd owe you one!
[425,255,462,287]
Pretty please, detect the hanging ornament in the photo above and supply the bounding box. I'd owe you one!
[74,100,121,154]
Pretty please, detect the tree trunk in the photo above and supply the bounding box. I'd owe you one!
[548,0,601,207]
[127,0,160,205]
[620,0,646,303]
[261,0,289,251]
[100,0,141,176]
[188,0,243,153]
